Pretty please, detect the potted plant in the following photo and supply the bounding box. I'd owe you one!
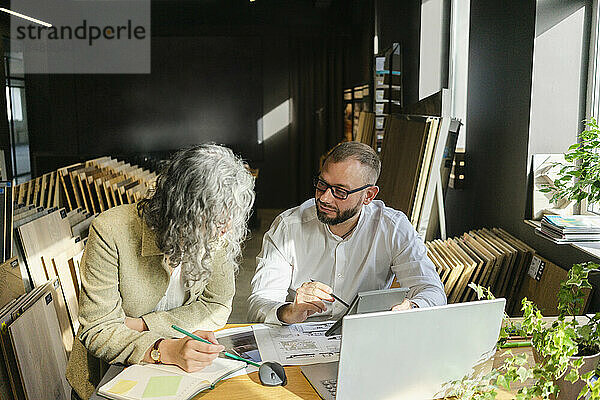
[520,262,600,399]
[444,263,600,400]
[445,120,600,399]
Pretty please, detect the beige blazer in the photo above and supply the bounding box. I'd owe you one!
[66,204,235,399]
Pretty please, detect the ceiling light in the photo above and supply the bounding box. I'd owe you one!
[0,8,52,27]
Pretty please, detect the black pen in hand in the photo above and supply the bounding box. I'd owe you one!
[309,279,350,308]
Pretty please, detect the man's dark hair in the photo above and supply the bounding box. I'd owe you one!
[323,142,381,184]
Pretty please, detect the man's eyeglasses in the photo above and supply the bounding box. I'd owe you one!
[313,177,373,200]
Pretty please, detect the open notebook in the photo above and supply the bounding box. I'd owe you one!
[98,358,246,400]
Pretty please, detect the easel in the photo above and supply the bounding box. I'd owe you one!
[414,89,455,241]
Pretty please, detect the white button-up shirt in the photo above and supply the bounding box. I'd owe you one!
[248,199,446,324]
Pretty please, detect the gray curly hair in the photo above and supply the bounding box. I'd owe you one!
[137,144,255,288]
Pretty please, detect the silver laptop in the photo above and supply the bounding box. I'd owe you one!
[302,299,505,400]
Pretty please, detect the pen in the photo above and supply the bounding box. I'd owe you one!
[309,279,350,308]
[171,324,261,368]
[499,341,531,349]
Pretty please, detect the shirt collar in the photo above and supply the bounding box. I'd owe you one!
[325,206,366,241]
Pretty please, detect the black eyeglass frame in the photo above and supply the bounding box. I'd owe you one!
[313,176,374,200]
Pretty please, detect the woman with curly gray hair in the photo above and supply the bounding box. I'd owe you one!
[66,144,255,399]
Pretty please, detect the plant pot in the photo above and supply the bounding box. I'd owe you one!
[533,347,600,400]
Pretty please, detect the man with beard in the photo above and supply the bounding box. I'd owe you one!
[248,142,446,324]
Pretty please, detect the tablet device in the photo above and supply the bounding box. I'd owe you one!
[324,287,409,336]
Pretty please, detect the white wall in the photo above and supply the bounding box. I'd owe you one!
[528,0,589,156]
[419,0,445,100]
[448,0,469,149]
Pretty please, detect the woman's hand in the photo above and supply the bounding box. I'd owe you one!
[158,331,225,372]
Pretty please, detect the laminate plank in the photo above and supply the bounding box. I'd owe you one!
[46,172,56,209]
[377,116,430,218]
[96,172,118,210]
[59,164,84,211]
[0,283,49,400]
[17,209,72,288]
[67,165,88,210]
[16,182,25,205]
[2,182,14,261]
[53,170,61,208]
[51,240,84,336]
[9,284,70,400]
[461,234,495,301]
[40,259,74,353]
[121,180,139,204]
[72,214,95,239]
[471,231,508,296]
[446,239,478,303]
[492,228,535,314]
[479,229,518,298]
[32,177,41,207]
[454,238,485,302]
[0,187,6,264]
[39,173,48,208]
[0,257,24,309]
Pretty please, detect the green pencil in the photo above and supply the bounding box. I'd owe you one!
[171,324,261,368]
[500,341,531,349]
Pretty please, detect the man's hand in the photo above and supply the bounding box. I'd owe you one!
[391,299,416,311]
[277,281,335,324]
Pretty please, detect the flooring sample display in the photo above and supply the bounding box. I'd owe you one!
[426,228,545,314]
[0,182,14,262]
[0,283,48,400]
[492,228,535,314]
[377,116,430,217]
[51,240,85,335]
[410,118,439,226]
[0,257,25,309]
[17,209,72,287]
[9,285,70,400]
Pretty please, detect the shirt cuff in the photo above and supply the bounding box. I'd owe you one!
[264,302,291,326]
[409,298,427,309]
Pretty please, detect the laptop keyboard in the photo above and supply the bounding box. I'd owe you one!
[321,379,337,397]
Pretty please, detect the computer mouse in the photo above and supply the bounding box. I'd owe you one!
[258,361,287,386]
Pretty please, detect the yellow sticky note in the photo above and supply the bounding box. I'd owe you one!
[108,379,138,394]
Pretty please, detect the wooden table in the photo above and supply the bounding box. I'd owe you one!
[193,354,531,400]
[92,325,532,399]
[191,325,533,399]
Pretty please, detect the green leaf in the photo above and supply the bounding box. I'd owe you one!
[565,368,579,383]
[516,366,531,382]
[496,375,509,390]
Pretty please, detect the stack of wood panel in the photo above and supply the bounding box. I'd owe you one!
[13,156,156,214]
[426,228,535,314]
[0,156,159,400]
[57,157,157,213]
[355,111,377,150]
[0,204,89,400]
[14,171,60,210]
[378,115,441,228]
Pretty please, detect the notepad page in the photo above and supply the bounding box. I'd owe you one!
[98,364,208,400]
[151,357,246,383]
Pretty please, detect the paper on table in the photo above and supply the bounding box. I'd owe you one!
[253,321,341,365]
[215,325,259,374]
